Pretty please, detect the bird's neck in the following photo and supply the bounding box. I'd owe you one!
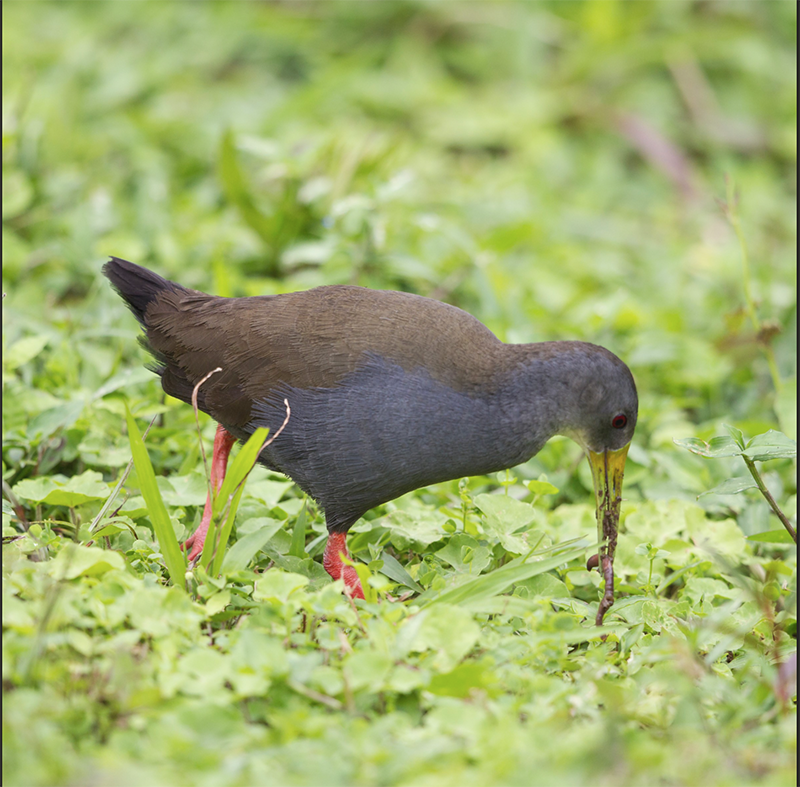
[489,342,604,461]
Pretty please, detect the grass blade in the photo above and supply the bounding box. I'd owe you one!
[423,545,586,608]
[289,503,308,558]
[200,427,270,575]
[125,407,186,586]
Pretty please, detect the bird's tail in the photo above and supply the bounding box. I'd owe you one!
[103,257,187,325]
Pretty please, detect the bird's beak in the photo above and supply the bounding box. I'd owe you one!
[586,443,630,625]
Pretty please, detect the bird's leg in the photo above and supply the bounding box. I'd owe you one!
[323,532,365,599]
[184,424,236,562]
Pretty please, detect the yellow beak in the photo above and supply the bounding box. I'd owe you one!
[586,443,630,625]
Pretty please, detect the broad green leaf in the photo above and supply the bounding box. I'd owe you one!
[245,472,294,508]
[723,423,746,450]
[27,399,85,440]
[527,478,560,496]
[516,572,570,599]
[399,604,480,670]
[13,470,109,507]
[48,544,126,579]
[4,335,49,371]
[673,436,742,458]
[698,477,758,497]
[743,430,797,461]
[427,659,497,698]
[747,529,795,544]
[377,550,423,592]
[92,367,154,400]
[252,570,309,603]
[125,407,186,585]
[382,509,449,546]
[343,651,393,692]
[436,534,492,575]
[473,493,536,553]
[157,474,208,507]
[221,520,284,573]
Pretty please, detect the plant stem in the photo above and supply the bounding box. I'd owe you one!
[742,455,796,543]
[725,176,782,393]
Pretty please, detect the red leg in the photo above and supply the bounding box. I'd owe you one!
[323,532,365,599]
[184,424,236,562]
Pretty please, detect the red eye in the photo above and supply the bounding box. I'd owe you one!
[611,414,627,429]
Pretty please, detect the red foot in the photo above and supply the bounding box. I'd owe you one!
[184,425,236,562]
[323,532,365,599]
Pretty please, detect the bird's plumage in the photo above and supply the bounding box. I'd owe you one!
[104,257,637,535]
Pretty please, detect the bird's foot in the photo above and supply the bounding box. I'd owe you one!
[323,532,365,600]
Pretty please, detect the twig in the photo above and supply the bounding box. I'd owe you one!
[742,455,797,543]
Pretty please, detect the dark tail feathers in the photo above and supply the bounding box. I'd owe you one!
[103,257,186,325]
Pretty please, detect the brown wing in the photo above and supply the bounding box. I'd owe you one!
[142,285,505,430]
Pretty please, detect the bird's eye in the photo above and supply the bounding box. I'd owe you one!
[611,414,627,429]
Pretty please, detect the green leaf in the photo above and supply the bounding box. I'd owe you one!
[526,478,559,496]
[400,604,480,670]
[125,406,186,585]
[743,430,797,461]
[425,545,585,608]
[343,651,394,692]
[427,660,497,698]
[252,570,309,603]
[218,130,275,250]
[673,436,742,458]
[747,529,796,544]
[48,543,126,579]
[473,493,536,553]
[698,477,758,497]
[516,572,570,599]
[382,509,450,546]
[27,399,85,440]
[13,470,109,507]
[204,427,270,575]
[92,367,154,400]
[376,550,423,592]
[221,519,284,573]
[723,423,746,450]
[289,503,308,558]
[4,335,49,371]
[436,534,492,575]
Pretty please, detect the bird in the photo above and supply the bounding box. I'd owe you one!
[104,257,637,622]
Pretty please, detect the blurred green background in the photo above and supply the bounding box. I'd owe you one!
[2,2,796,786]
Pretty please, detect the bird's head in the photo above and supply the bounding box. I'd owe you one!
[552,343,638,624]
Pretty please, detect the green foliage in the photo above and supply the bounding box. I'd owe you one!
[2,2,796,786]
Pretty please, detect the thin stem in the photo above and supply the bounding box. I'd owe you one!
[724,176,782,393]
[742,455,796,543]
[726,176,759,333]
